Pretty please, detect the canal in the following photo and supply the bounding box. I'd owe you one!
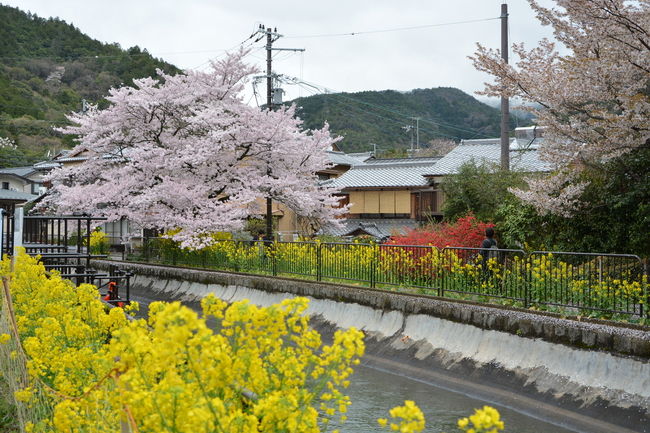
[129,288,578,433]
[339,363,575,433]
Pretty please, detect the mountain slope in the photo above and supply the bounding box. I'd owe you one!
[291,87,525,153]
[0,4,180,167]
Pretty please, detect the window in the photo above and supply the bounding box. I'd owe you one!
[1,182,8,190]
[412,191,438,221]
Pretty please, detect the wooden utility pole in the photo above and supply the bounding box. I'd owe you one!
[500,2,510,171]
[265,26,274,241]
[257,25,304,241]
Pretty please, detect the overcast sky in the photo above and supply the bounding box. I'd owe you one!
[4,0,558,104]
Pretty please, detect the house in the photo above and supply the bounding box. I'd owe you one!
[317,126,551,240]
[321,157,441,239]
[0,166,45,198]
[0,166,44,254]
[272,150,368,240]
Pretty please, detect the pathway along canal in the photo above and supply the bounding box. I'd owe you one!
[128,287,583,433]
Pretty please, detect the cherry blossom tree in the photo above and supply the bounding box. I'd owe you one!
[0,137,16,149]
[44,50,344,248]
[472,0,650,216]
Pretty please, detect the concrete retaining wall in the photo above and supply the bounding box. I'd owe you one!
[95,260,650,432]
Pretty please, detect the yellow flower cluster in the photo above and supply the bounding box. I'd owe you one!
[1,251,366,432]
[528,254,646,312]
[378,400,425,433]
[378,401,504,433]
[457,405,505,433]
[145,239,648,319]
[88,230,109,254]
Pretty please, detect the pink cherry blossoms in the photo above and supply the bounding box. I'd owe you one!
[44,49,344,248]
[0,137,16,149]
[471,0,650,216]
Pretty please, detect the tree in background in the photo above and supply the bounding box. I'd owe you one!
[423,139,457,157]
[440,161,539,249]
[44,50,344,249]
[441,161,526,223]
[440,154,650,255]
[531,145,650,256]
[0,136,29,168]
[472,0,650,216]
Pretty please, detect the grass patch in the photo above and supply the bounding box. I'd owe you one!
[0,375,17,433]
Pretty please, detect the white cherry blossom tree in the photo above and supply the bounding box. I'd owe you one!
[44,50,344,248]
[472,0,650,216]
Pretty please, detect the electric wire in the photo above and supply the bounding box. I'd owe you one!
[285,17,500,39]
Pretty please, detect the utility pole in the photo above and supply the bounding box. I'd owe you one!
[403,124,414,156]
[411,117,421,151]
[500,3,510,171]
[265,26,275,241]
[255,25,304,241]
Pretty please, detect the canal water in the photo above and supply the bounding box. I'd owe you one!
[338,363,576,433]
[130,289,577,433]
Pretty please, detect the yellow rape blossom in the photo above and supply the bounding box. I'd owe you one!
[0,251,366,433]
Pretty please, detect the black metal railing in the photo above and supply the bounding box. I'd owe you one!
[1,213,132,306]
[0,205,15,257]
[133,238,649,320]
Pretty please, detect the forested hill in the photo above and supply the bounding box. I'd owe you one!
[0,3,180,167]
[289,88,526,154]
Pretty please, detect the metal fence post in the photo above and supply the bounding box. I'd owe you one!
[125,271,132,305]
[370,245,376,289]
[271,242,277,276]
[13,207,23,256]
[639,258,650,319]
[524,253,531,309]
[438,248,445,297]
[431,246,445,298]
[143,238,149,262]
[316,243,322,282]
[0,209,4,257]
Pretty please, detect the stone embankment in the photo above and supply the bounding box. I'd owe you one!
[94,260,650,433]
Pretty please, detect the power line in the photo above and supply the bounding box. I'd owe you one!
[285,16,500,39]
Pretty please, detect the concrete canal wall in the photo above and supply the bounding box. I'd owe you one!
[94,260,650,432]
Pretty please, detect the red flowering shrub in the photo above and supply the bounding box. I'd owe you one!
[389,214,494,248]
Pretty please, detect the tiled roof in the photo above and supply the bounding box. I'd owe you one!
[0,166,36,178]
[346,152,374,163]
[327,159,437,188]
[424,141,551,176]
[326,151,364,167]
[363,156,441,166]
[321,218,417,239]
[54,156,90,162]
[0,189,37,202]
[34,160,62,170]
